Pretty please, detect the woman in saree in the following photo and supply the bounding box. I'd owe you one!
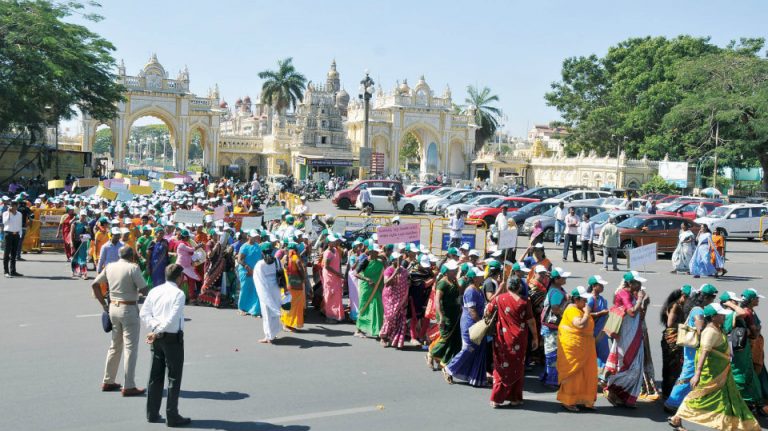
[354,244,385,338]
[175,229,202,301]
[409,255,434,346]
[346,239,364,322]
[668,303,760,431]
[135,226,153,287]
[147,226,169,288]
[321,235,345,323]
[742,288,768,406]
[557,286,598,412]
[540,267,569,388]
[586,275,610,380]
[379,253,410,349]
[427,260,462,371]
[281,243,306,331]
[487,276,539,408]
[198,231,229,308]
[660,286,690,401]
[671,223,695,274]
[237,231,262,317]
[69,211,90,279]
[665,284,718,412]
[604,271,647,408]
[721,292,768,415]
[445,269,488,387]
[689,224,722,278]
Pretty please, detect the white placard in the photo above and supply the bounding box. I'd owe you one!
[110,182,128,191]
[174,210,205,225]
[149,181,162,192]
[629,242,657,269]
[240,216,263,232]
[115,189,134,202]
[263,206,283,222]
[376,223,421,245]
[213,205,227,221]
[498,229,518,250]
[331,220,347,234]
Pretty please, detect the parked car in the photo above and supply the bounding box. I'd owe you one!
[544,189,613,203]
[354,187,417,214]
[405,185,440,197]
[640,193,669,202]
[409,187,458,212]
[520,204,607,241]
[695,204,768,239]
[506,201,560,226]
[514,186,572,200]
[590,209,641,241]
[425,189,477,214]
[444,194,504,218]
[467,197,541,227]
[654,195,683,209]
[332,180,403,210]
[597,197,650,211]
[599,215,701,256]
[433,190,498,215]
[657,201,722,219]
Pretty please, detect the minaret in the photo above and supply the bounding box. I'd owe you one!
[326,59,340,93]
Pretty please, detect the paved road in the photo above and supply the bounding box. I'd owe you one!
[2,200,767,431]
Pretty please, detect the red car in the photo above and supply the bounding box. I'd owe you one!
[655,195,682,206]
[657,200,722,219]
[405,185,440,198]
[331,179,403,210]
[467,197,539,226]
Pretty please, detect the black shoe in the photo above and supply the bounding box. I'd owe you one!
[16,257,25,261]
[167,416,191,427]
[148,415,164,423]
[10,272,23,277]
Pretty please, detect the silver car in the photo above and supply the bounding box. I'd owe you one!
[444,194,504,218]
[521,204,607,241]
[425,189,472,213]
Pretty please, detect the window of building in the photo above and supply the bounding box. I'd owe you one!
[321,120,327,128]
[321,136,328,144]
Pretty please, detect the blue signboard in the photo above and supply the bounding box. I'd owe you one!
[441,233,476,250]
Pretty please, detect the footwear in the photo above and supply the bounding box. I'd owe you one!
[166,416,191,427]
[148,415,164,423]
[121,387,146,397]
[10,272,22,277]
[16,257,25,261]
[562,404,580,412]
[442,367,454,384]
[101,383,122,392]
[3,273,10,278]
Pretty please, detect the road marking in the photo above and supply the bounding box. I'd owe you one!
[260,405,382,424]
[75,313,102,318]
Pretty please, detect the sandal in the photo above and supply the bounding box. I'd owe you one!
[425,354,436,370]
[490,401,502,409]
[442,368,453,384]
[562,404,579,412]
[667,417,687,431]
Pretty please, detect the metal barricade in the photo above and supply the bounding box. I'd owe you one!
[23,207,66,253]
[334,214,433,246]
[278,191,303,212]
[429,218,488,257]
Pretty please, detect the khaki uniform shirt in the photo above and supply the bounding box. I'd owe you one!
[93,258,146,302]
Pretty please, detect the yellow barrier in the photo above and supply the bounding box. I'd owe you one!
[429,218,489,257]
[278,191,303,212]
[23,207,67,252]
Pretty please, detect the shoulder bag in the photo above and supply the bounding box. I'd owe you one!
[469,305,497,346]
[676,323,699,348]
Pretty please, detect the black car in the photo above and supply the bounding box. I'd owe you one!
[508,201,560,225]
[514,186,572,200]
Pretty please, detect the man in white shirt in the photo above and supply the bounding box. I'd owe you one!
[563,207,580,262]
[140,264,191,427]
[495,206,510,231]
[578,213,595,263]
[3,199,23,277]
[449,211,466,248]
[553,202,565,245]
[293,196,308,215]
[695,202,707,218]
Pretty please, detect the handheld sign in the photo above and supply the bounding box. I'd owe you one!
[498,229,518,250]
[96,186,117,201]
[48,180,65,190]
[629,243,657,270]
[76,178,99,188]
[376,223,421,245]
[263,206,283,222]
[240,216,263,232]
[129,185,153,195]
[174,210,205,226]
[213,205,227,221]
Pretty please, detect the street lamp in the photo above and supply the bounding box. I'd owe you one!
[358,71,375,179]
[44,105,59,178]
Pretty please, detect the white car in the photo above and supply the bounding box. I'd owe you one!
[355,187,418,214]
[695,203,768,239]
[544,189,612,203]
[444,194,504,218]
[409,187,458,212]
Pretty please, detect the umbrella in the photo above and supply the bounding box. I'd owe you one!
[700,187,722,197]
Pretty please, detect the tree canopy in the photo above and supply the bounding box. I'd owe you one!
[463,85,502,152]
[258,57,306,113]
[0,0,123,135]
[546,35,768,190]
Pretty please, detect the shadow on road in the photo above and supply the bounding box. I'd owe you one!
[274,336,351,349]
[184,419,309,431]
[518,398,668,422]
[21,275,75,281]
[180,390,250,401]
[300,325,354,338]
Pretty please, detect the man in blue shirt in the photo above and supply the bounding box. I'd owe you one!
[97,227,125,274]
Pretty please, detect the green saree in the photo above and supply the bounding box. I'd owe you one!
[356,258,384,337]
[677,325,760,431]
[723,312,763,406]
[428,278,462,367]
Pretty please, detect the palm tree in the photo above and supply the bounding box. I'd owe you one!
[464,85,501,152]
[258,57,307,114]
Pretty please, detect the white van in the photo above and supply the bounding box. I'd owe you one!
[695,204,768,239]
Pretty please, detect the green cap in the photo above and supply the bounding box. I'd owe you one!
[703,305,718,317]
[465,269,477,278]
[487,260,502,269]
[742,289,764,301]
[286,215,295,224]
[260,242,273,252]
[460,263,470,273]
[447,247,459,255]
[681,284,692,296]
[180,229,190,238]
[700,284,718,296]
[154,226,164,234]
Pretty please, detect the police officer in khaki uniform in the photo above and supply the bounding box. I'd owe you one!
[91,246,147,396]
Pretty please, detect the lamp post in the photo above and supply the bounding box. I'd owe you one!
[358,71,375,180]
[44,105,59,177]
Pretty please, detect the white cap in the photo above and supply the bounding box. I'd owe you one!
[552,267,572,278]
[110,227,121,235]
[630,270,647,283]
[491,250,503,257]
[428,254,439,263]
[590,275,609,285]
[468,249,480,257]
[390,251,401,259]
[460,243,470,250]
[397,242,407,251]
[443,260,459,271]
[392,216,400,222]
[533,243,545,249]
[419,255,431,268]
[534,264,548,274]
[746,288,766,299]
[248,229,260,238]
[572,285,591,299]
[709,302,730,315]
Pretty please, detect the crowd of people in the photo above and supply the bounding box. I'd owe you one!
[1,174,766,430]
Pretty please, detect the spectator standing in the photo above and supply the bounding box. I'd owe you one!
[598,216,620,271]
[3,199,23,277]
[553,202,565,246]
[578,213,595,263]
[448,211,465,248]
[563,208,580,262]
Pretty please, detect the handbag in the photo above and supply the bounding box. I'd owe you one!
[602,306,625,338]
[469,306,498,346]
[101,310,113,333]
[676,323,699,348]
[729,324,749,351]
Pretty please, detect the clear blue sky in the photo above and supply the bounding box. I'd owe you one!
[65,0,768,137]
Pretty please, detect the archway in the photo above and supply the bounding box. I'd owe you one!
[371,135,390,175]
[126,115,175,173]
[399,131,421,174]
[93,124,115,177]
[188,128,204,172]
[425,142,439,174]
[448,140,465,177]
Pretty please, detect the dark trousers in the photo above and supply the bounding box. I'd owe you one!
[449,237,461,248]
[147,332,184,420]
[580,240,595,262]
[3,232,19,274]
[16,228,25,258]
[563,233,578,260]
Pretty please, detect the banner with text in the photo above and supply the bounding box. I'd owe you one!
[498,229,518,250]
[629,243,657,270]
[376,223,421,245]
